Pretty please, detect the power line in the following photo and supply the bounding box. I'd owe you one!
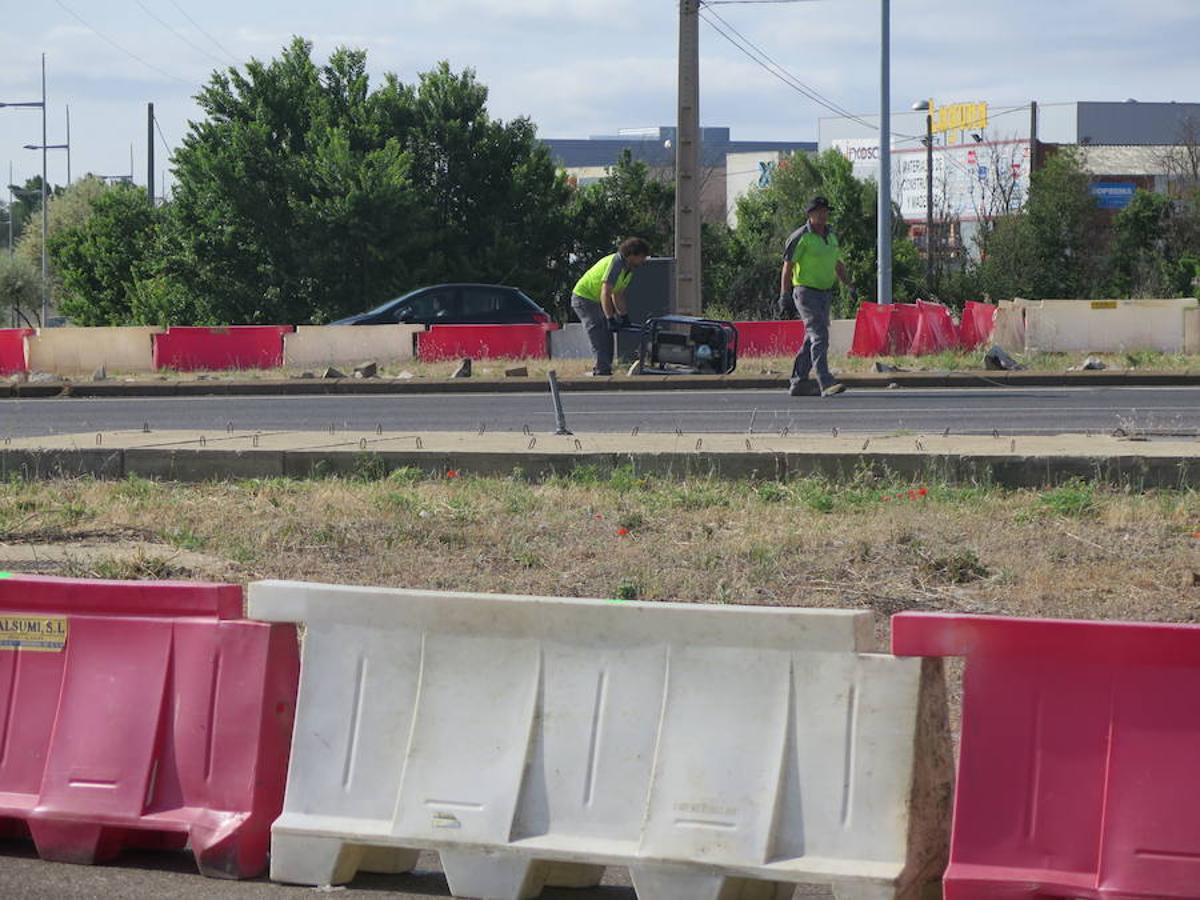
[135,0,227,68]
[152,114,172,158]
[699,4,924,142]
[54,0,192,86]
[167,0,240,66]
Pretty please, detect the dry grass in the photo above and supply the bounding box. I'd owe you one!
[2,471,1199,636]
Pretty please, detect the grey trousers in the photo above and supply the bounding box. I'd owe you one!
[791,286,835,389]
[571,295,613,375]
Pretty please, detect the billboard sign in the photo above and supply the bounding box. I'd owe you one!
[893,140,1031,223]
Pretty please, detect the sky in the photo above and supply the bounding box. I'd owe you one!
[1,0,1197,199]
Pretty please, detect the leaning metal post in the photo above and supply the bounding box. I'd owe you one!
[547,370,572,436]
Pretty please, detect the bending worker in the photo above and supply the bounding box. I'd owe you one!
[779,196,856,397]
[571,237,651,376]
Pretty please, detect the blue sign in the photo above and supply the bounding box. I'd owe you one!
[1090,182,1137,209]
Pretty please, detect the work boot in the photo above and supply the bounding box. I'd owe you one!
[821,382,846,397]
[788,378,811,397]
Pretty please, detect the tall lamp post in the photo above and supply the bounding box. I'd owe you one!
[877,0,892,305]
[0,53,49,326]
[25,105,69,186]
[912,99,934,296]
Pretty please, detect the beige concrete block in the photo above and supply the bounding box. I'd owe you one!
[27,327,160,374]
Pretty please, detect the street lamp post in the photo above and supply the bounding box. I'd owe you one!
[878,0,892,305]
[913,100,934,296]
[0,54,49,326]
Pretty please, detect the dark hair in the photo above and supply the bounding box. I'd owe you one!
[619,237,651,258]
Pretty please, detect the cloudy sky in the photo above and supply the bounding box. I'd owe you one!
[1,0,1197,197]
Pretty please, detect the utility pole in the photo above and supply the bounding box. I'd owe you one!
[675,0,702,316]
[877,0,892,305]
[147,103,155,205]
[65,105,71,185]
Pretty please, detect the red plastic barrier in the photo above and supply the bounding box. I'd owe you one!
[909,300,960,356]
[417,324,554,361]
[731,320,806,357]
[0,573,298,879]
[152,325,294,371]
[849,302,920,356]
[0,328,33,375]
[893,612,1200,899]
[958,301,997,350]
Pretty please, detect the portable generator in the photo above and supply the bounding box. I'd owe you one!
[637,316,738,375]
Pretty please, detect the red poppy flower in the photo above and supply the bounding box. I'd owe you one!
[446,469,460,479]
[616,527,630,537]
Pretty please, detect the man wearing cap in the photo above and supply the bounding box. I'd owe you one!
[779,196,856,397]
[572,237,652,376]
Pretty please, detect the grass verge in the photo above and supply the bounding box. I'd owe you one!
[1,471,1198,630]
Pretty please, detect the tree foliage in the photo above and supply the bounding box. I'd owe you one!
[0,253,41,326]
[167,39,568,325]
[706,149,919,319]
[49,185,160,326]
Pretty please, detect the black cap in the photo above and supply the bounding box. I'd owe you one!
[806,195,832,214]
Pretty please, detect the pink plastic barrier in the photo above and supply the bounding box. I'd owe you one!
[152,325,294,371]
[958,301,998,350]
[849,302,920,356]
[909,300,960,356]
[417,324,554,361]
[0,573,299,879]
[731,320,806,357]
[893,612,1200,899]
[0,328,32,375]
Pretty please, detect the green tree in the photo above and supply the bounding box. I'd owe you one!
[562,152,674,313]
[49,186,160,325]
[0,253,41,326]
[1108,188,1200,297]
[170,40,569,325]
[975,148,1107,300]
[708,149,917,319]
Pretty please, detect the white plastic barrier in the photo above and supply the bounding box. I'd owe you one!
[26,326,160,373]
[1023,298,1198,353]
[249,582,950,900]
[283,325,423,368]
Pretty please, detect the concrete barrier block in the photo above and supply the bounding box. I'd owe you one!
[1185,308,1200,354]
[1024,298,1197,354]
[829,318,855,357]
[549,323,593,359]
[992,302,1026,352]
[27,327,160,374]
[249,583,949,899]
[283,325,422,369]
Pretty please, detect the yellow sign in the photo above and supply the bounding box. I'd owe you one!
[1091,301,1119,310]
[0,615,68,652]
[931,101,989,136]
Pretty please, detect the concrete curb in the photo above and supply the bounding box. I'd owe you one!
[5,439,1200,489]
[5,369,1200,399]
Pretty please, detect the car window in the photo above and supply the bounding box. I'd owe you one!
[398,288,459,322]
[459,287,512,319]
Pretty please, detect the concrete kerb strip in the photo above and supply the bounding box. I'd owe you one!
[3,368,1200,400]
[4,430,1200,488]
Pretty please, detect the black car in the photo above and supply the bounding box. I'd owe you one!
[331,284,552,326]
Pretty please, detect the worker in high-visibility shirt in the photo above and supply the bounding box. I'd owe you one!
[779,196,856,397]
[571,237,651,376]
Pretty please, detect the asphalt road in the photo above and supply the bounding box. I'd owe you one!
[0,845,837,899]
[1,385,1199,438]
